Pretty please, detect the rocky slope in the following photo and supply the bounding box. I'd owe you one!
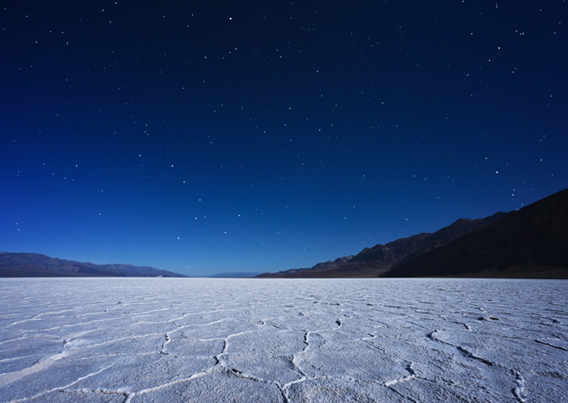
[258,212,509,278]
[384,187,568,279]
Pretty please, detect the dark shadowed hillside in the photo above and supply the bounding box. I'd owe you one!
[258,212,509,278]
[0,252,187,278]
[385,188,568,279]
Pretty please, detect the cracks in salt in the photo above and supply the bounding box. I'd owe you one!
[281,372,423,403]
[260,319,287,330]
[61,329,98,348]
[5,279,567,403]
[226,368,291,403]
[159,321,182,358]
[291,330,310,377]
[280,329,424,402]
[253,312,351,399]
[3,313,43,330]
[127,346,284,403]
[534,338,568,352]
[1,328,125,389]
[0,351,72,387]
[127,366,291,403]
[360,336,388,355]
[124,370,215,403]
[512,369,527,402]
[456,346,493,366]
[439,315,473,331]
[0,334,60,348]
[159,332,174,357]
[213,337,228,366]
[57,388,130,403]
[428,329,494,366]
[426,329,453,347]
[279,329,311,402]
[5,365,115,403]
[384,361,417,387]
[77,332,164,351]
[389,386,420,403]
[162,330,258,385]
[158,318,232,359]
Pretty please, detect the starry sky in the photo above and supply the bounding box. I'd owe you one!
[1,1,567,277]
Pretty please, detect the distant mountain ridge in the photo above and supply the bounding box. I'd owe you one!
[385,187,568,279]
[0,252,187,278]
[210,272,261,278]
[258,212,510,278]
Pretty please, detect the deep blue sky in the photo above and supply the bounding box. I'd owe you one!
[1,1,567,276]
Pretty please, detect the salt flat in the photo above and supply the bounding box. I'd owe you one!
[0,278,567,402]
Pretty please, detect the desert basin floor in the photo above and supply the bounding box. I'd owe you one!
[0,277,567,402]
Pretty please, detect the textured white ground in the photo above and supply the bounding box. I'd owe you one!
[0,278,567,403]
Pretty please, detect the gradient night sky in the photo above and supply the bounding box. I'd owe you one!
[1,1,567,276]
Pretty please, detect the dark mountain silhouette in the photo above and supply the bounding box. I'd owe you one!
[0,252,187,278]
[384,187,568,279]
[210,272,261,278]
[257,212,509,278]
[257,255,357,278]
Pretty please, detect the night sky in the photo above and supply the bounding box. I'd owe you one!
[2,1,567,276]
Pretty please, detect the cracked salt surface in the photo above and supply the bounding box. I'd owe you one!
[1,278,567,402]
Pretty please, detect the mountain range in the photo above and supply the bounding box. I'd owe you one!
[209,272,262,278]
[257,212,509,278]
[385,187,568,278]
[3,188,567,279]
[258,187,568,279]
[0,252,187,278]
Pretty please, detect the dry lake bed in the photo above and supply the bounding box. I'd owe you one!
[0,278,567,402]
